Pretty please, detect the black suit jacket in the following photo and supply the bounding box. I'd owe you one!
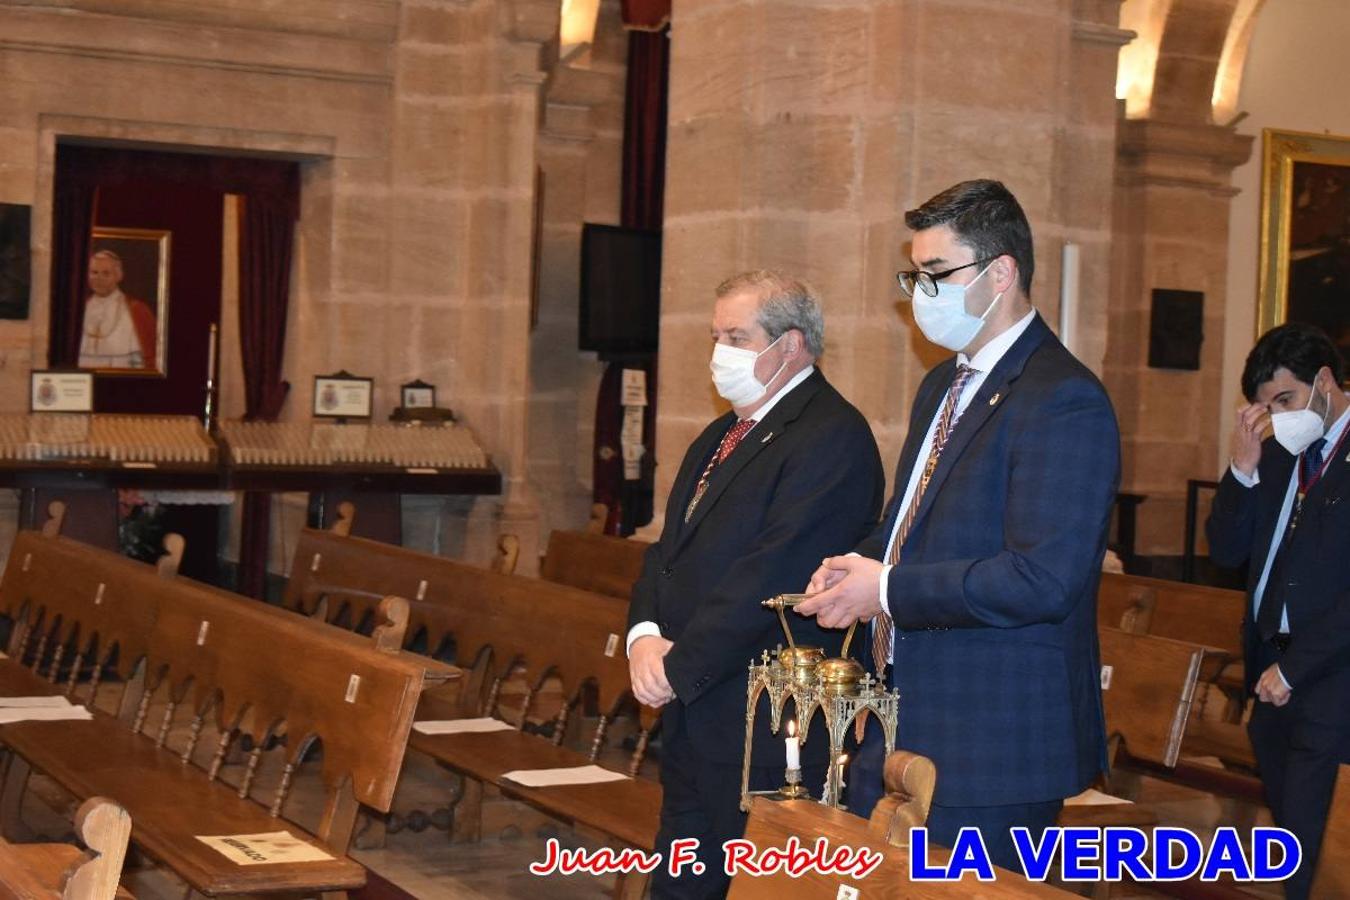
[855,315,1118,806]
[1206,427,1350,701]
[629,369,884,765]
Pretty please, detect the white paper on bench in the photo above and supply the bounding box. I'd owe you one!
[0,696,72,708]
[0,705,92,724]
[1064,788,1133,806]
[196,831,335,866]
[413,717,514,735]
[501,765,629,788]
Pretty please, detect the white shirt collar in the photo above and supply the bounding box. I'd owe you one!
[745,364,815,424]
[1323,396,1350,452]
[958,309,1037,373]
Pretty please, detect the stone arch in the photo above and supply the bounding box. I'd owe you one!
[1117,0,1270,124]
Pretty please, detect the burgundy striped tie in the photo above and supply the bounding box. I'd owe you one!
[871,365,977,674]
[685,418,756,522]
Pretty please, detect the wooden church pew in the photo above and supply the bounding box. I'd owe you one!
[0,505,449,897]
[0,798,132,900]
[284,522,662,898]
[538,529,650,601]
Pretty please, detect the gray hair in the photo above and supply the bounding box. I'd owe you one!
[715,270,825,358]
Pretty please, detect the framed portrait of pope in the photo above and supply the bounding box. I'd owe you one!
[80,227,170,376]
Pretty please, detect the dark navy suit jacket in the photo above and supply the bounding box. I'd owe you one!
[1206,429,1350,700]
[856,314,1118,806]
[628,369,884,766]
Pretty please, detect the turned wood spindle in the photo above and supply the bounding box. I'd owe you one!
[628,728,651,778]
[589,715,610,762]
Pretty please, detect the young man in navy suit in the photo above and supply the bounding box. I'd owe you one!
[797,180,1119,870]
[1207,323,1350,900]
[628,270,884,899]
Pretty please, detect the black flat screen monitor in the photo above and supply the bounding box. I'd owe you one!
[579,223,661,354]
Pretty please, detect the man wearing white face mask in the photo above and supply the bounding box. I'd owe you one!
[627,270,883,898]
[1207,323,1350,900]
[795,179,1120,870]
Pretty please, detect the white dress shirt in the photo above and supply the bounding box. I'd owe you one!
[873,310,1038,662]
[625,364,817,655]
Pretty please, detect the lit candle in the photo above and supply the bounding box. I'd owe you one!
[785,719,800,770]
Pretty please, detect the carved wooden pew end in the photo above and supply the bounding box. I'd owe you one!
[867,751,937,849]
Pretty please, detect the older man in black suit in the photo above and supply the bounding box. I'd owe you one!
[628,270,884,899]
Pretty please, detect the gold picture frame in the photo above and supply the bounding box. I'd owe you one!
[1257,129,1350,363]
[81,226,170,377]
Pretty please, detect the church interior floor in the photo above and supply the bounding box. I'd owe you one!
[3,692,1286,899]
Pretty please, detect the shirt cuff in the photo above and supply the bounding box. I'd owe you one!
[879,563,893,616]
[1230,462,1259,488]
[1275,664,1292,692]
[626,621,662,656]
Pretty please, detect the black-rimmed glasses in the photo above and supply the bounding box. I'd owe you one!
[896,259,991,298]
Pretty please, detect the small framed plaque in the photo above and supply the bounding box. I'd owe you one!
[400,379,436,410]
[30,370,94,413]
[313,372,374,419]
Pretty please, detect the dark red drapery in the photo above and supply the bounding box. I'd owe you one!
[236,191,297,599]
[49,144,299,596]
[593,24,669,536]
[621,0,670,30]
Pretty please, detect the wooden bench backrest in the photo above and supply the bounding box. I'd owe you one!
[1099,572,1245,656]
[1312,763,1350,897]
[1098,626,1213,768]
[0,529,158,686]
[0,525,428,821]
[539,530,649,600]
[287,528,635,716]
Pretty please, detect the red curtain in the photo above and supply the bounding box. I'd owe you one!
[621,0,670,30]
[49,144,299,596]
[236,192,299,599]
[593,23,669,536]
[48,171,95,367]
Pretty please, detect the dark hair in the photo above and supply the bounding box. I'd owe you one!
[1241,322,1345,401]
[905,179,1035,294]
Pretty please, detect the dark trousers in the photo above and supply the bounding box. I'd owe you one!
[1248,640,1350,900]
[651,710,825,899]
[848,717,1062,873]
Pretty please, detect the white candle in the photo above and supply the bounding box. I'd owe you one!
[785,719,800,770]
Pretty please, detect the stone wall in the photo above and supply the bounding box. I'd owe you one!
[0,0,557,570]
[528,0,628,547]
[654,0,1130,529]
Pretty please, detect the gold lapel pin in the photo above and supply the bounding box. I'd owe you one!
[988,392,1001,406]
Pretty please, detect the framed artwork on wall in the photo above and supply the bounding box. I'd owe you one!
[79,227,171,376]
[1258,129,1350,367]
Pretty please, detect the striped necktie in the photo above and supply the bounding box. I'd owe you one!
[685,418,756,522]
[872,364,977,674]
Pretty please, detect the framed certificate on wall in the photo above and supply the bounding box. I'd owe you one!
[30,370,94,412]
[313,372,374,419]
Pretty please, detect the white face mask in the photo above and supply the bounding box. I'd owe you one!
[1271,382,1329,456]
[710,334,787,408]
[911,262,1003,352]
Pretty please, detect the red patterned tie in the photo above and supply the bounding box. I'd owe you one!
[871,365,977,674]
[685,418,757,522]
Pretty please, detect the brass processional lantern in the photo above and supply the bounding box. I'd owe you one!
[739,594,900,812]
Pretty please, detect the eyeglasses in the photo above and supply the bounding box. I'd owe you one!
[896,259,991,298]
